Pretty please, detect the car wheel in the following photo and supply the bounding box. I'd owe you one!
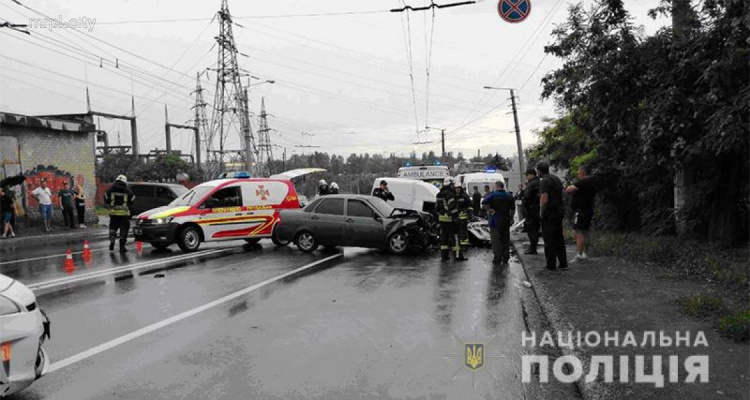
[387,231,408,255]
[244,238,261,245]
[295,231,318,253]
[271,226,290,247]
[177,226,202,252]
[151,242,170,250]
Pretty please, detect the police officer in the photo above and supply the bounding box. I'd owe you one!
[372,180,395,202]
[318,180,330,196]
[436,177,457,261]
[482,180,515,264]
[522,168,541,254]
[454,183,472,260]
[104,175,135,252]
[329,182,340,194]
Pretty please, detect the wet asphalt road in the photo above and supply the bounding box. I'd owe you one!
[2,237,575,399]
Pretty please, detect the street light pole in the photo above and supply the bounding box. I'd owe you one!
[482,86,525,185]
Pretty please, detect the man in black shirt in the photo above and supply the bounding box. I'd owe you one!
[372,180,395,202]
[471,186,481,215]
[522,168,541,254]
[566,164,597,262]
[537,161,567,270]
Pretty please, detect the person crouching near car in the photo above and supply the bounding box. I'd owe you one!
[104,175,136,252]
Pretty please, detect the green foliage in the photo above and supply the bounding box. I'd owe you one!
[677,295,728,319]
[96,153,203,183]
[719,309,750,342]
[534,0,749,243]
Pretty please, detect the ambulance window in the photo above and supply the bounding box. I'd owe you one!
[204,186,242,208]
[315,198,344,215]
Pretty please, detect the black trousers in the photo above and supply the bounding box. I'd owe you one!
[525,215,540,250]
[109,216,131,246]
[439,221,456,258]
[62,206,75,228]
[491,220,511,262]
[76,205,85,225]
[541,217,567,269]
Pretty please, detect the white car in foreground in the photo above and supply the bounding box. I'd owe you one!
[0,274,50,398]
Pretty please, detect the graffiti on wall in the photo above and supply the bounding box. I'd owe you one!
[23,165,83,208]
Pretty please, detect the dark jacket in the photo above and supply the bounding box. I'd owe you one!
[455,190,472,220]
[104,181,136,217]
[436,186,456,222]
[372,187,394,202]
[471,191,482,213]
[523,176,541,216]
[539,173,564,220]
[482,189,515,229]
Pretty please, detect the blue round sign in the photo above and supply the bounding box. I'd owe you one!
[498,0,531,23]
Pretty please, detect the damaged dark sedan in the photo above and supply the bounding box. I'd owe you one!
[277,194,435,254]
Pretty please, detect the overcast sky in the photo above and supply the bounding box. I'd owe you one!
[0,0,668,161]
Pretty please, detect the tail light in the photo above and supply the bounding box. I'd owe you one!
[1,342,10,362]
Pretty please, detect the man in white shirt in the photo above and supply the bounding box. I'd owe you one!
[32,179,53,232]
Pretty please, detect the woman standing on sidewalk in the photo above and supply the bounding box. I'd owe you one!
[0,187,16,238]
[74,184,87,228]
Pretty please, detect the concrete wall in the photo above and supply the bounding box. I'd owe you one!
[0,125,98,226]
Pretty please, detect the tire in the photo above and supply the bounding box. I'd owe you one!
[295,231,318,253]
[244,238,261,245]
[177,226,202,252]
[151,242,170,250]
[271,226,290,247]
[387,231,408,255]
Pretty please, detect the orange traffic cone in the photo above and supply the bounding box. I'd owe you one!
[82,240,92,266]
[136,241,143,255]
[64,248,76,274]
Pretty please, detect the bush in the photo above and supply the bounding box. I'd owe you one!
[677,295,728,319]
[718,309,750,342]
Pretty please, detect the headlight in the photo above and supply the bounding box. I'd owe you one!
[153,217,174,225]
[0,295,20,316]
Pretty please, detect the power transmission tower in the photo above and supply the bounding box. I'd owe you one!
[191,71,210,170]
[257,97,274,176]
[209,0,255,174]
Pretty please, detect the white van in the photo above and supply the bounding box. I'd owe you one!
[458,172,508,194]
[371,177,439,214]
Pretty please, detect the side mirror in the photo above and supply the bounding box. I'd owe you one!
[374,214,382,222]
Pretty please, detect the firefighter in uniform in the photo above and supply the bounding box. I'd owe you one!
[454,183,472,260]
[436,177,457,261]
[104,175,135,252]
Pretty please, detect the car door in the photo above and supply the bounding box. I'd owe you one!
[345,199,386,248]
[197,185,247,240]
[311,198,346,245]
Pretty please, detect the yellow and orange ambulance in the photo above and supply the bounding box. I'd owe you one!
[133,178,300,252]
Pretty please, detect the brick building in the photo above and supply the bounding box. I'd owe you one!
[0,112,98,227]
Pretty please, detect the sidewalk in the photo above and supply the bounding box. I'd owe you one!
[511,232,749,399]
[0,222,109,247]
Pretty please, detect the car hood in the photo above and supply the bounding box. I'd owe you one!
[137,205,191,220]
[0,274,36,306]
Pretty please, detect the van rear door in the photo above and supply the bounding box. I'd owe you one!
[240,180,293,237]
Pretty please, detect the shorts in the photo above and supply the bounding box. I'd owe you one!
[39,204,52,219]
[2,213,11,223]
[573,210,593,231]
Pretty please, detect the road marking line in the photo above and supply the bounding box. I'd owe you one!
[47,252,342,373]
[0,246,128,266]
[28,249,230,291]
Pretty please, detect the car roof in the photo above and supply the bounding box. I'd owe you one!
[130,182,186,188]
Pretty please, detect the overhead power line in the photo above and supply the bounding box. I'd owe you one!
[95,9,392,25]
[390,1,476,13]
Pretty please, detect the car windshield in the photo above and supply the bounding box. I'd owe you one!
[172,185,189,197]
[169,186,213,207]
[367,196,395,216]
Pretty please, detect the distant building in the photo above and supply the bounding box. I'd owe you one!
[0,111,97,226]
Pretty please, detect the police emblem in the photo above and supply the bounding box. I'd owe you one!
[465,343,484,370]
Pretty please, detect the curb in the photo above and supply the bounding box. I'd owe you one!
[0,230,110,247]
[511,237,607,400]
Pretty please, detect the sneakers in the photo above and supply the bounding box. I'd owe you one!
[80,224,87,228]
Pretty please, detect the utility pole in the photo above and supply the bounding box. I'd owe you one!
[257,97,274,176]
[191,71,209,170]
[425,126,446,162]
[483,86,525,185]
[209,0,254,174]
